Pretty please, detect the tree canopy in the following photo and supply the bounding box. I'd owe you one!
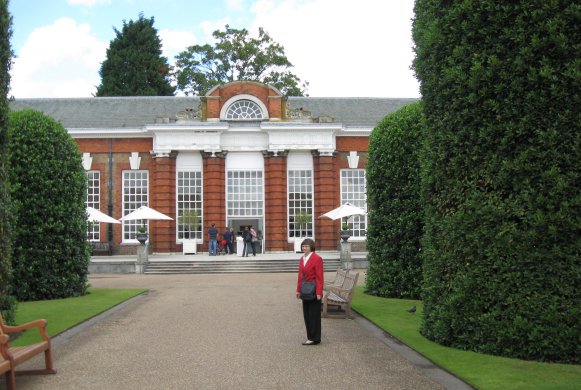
[365,101,424,299]
[0,0,16,324]
[8,110,90,301]
[173,25,308,96]
[413,0,580,363]
[96,14,174,96]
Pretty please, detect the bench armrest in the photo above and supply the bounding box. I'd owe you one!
[0,334,12,360]
[1,319,50,341]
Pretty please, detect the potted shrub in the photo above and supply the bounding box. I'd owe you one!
[293,211,312,252]
[340,220,351,242]
[136,225,148,244]
[179,209,201,254]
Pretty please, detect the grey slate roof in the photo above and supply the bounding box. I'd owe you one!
[9,96,418,129]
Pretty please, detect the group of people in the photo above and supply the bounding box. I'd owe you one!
[207,224,258,256]
[207,224,235,256]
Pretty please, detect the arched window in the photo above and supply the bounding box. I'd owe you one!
[225,99,264,120]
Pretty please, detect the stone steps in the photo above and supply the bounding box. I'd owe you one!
[144,259,342,274]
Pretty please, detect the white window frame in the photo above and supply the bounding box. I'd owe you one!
[86,170,100,241]
[226,170,264,217]
[122,170,149,243]
[219,94,269,121]
[287,169,314,240]
[340,169,367,239]
[176,170,203,242]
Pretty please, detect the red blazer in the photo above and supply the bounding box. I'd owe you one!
[296,252,324,297]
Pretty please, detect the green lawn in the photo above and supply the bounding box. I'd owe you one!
[11,288,147,346]
[352,286,581,390]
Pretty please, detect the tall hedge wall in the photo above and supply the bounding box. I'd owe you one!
[366,101,424,299]
[0,0,16,324]
[412,1,580,362]
[8,110,90,301]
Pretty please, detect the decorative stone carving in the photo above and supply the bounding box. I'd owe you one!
[316,115,335,123]
[311,149,336,158]
[82,152,93,170]
[286,106,312,120]
[129,152,141,169]
[150,150,177,159]
[176,104,202,121]
[202,150,228,159]
[262,150,289,158]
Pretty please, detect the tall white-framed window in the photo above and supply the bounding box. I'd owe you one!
[340,169,367,238]
[177,171,203,241]
[86,170,100,241]
[288,170,313,238]
[226,170,264,216]
[122,170,148,242]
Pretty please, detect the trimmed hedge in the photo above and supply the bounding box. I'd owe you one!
[366,102,424,299]
[8,110,90,301]
[412,1,580,362]
[0,0,16,324]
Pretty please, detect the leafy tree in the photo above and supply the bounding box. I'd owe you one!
[174,25,308,96]
[96,14,174,96]
[0,0,16,324]
[365,102,424,299]
[8,110,90,301]
[413,0,580,363]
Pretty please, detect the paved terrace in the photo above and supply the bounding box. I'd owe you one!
[5,255,473,390]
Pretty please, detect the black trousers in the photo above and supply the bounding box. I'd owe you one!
[302,298,321,342]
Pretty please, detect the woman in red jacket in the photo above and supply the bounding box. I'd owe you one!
[296,238,324,345]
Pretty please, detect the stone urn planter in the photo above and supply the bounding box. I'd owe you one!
[340,224,351,242]
[136,227,148,244]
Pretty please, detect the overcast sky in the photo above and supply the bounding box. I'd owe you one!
[8,0,420,98]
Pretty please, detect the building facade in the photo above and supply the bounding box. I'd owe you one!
[11,81,417,255]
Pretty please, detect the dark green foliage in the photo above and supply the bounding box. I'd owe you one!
[413,0,580,363]
[365,102,425,299]
[174,25,308,96]
[96,14,174,96]
[8,110,90,301]
[0,0,16,324]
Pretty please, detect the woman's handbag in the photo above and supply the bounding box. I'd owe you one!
[300,268,316,301]
[300,281,316,301]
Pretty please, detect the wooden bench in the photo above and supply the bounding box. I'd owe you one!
[91,241,112,256]
[0,313,57,390]
[322,270,359,319]
[324,269,346,291]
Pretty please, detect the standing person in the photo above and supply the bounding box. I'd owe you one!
[242,226,252,257]
[208,223,218,256]
[250,225,258,256]
[296,238,324,345]
[229,227,235,254]
[222,227,232,254]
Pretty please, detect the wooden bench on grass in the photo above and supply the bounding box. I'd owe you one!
[0,313,57,390]
[322,270,359,319]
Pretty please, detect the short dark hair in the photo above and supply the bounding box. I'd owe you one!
[301,238,315,252]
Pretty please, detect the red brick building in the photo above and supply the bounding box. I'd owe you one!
[11,81,417,255]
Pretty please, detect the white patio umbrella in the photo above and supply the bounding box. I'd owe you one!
[119,206,173,222]
[86,207,120,224]
[319,202,366,221]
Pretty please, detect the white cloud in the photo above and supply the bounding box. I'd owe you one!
[200,18,233,42]
[10,17,107,98]
[159,29,197,61]
[249,0,420,97]
[225,0,245,12]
